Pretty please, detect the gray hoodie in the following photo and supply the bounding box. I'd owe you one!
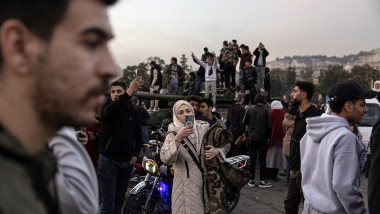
[300,114,368,214]
[48,127,99,214]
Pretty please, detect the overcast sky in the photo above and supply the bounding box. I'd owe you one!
[107,0,380,68]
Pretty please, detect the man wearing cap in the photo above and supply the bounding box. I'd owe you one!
[242,58,258,106]
[226,93,246,156]
[300,80,373,214]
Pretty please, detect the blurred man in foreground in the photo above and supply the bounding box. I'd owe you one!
[0,0,119,213]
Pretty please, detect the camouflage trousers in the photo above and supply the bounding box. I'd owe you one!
[207,165,228,214]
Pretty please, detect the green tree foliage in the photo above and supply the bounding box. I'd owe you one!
[180,54,189,73]
[269,68,287,98]
[299,66,314,82]
[350,64,380,90]
[318,65,350,95]
[269,67,296,99]
[119,62,149,90]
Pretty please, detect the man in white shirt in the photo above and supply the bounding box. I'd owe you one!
[192,51,218,111]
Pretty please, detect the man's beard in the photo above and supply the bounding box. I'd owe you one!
[292,98,301,107]
[32,54,108,129]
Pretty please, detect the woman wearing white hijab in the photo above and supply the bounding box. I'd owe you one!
[373,81,380,92]
[160,100,223,214]
[266,100,287,181]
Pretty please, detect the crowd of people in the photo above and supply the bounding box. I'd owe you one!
[147,40,271,112]
[2,1,380,214]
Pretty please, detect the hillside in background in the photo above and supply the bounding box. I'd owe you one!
[267,48,380,73]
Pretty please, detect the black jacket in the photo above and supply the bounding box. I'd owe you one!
[242,66,258,86]
[184,79,195,91]
[98,93,143,161]
[288,105,321,171]
[369,117,380,213]
[135,106,150,127]
[226,104,246,137]
[243,105,272,142]
[150,65,162,88]
[253,48,269,67]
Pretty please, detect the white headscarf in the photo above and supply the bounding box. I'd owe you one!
[373,81,380,92]
[172,100,199,145]
[271,100,283,110]
[172,100,195,127]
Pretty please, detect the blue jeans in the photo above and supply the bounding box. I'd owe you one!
[141,126,149,145]
[194,76,205,94]
[98,154,133,214]
[182,90,195,96]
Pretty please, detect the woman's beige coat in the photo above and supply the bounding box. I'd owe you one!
[282,113,296,157]
[160,121,210,214]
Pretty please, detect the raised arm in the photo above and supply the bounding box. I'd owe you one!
[192,53,207,69]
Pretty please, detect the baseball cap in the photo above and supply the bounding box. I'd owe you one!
[234,92,244,101]
[329,80,377,102]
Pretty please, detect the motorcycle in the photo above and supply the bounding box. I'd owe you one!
[123,157,173,214]
[129,120,169,187]
[123,155,249,214]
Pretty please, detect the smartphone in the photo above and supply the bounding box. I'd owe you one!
[76,131,85,139]
[137,69,145,78]
[185,114,195,127]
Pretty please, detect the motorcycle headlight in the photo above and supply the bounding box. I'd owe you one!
[144,159,158,175]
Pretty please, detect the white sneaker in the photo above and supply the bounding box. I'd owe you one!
[260,88,265,93]
[153,107,160,112]
[212,107,216,112]
[258,180,272,188]
[147,107,153,112]
[248,180,256,187]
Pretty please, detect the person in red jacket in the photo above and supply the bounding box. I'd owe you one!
[266,100,287,181]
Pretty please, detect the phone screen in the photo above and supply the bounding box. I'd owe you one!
[185,114,195,126]
[137,69,145,78]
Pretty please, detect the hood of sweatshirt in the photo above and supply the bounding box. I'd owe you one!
[305,113,349,143]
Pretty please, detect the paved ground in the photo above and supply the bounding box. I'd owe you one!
[231,164,368,214]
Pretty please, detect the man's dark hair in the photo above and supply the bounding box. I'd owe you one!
[243,46,249,50]
[281,100,289,109]
[329,98,361,114]
[189,72,195,78]
[204,47,208,52]
[295,81,315,101]
[0,0,117,66]
[200,98,214,108]
[254,94,266,104]
[240,44,245,48]
[110,80,127,90]
[232,39,237,43]
[171,57,177,63]
[187,96,200,103]
[223,41,228,46]
[150,61,156,65]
